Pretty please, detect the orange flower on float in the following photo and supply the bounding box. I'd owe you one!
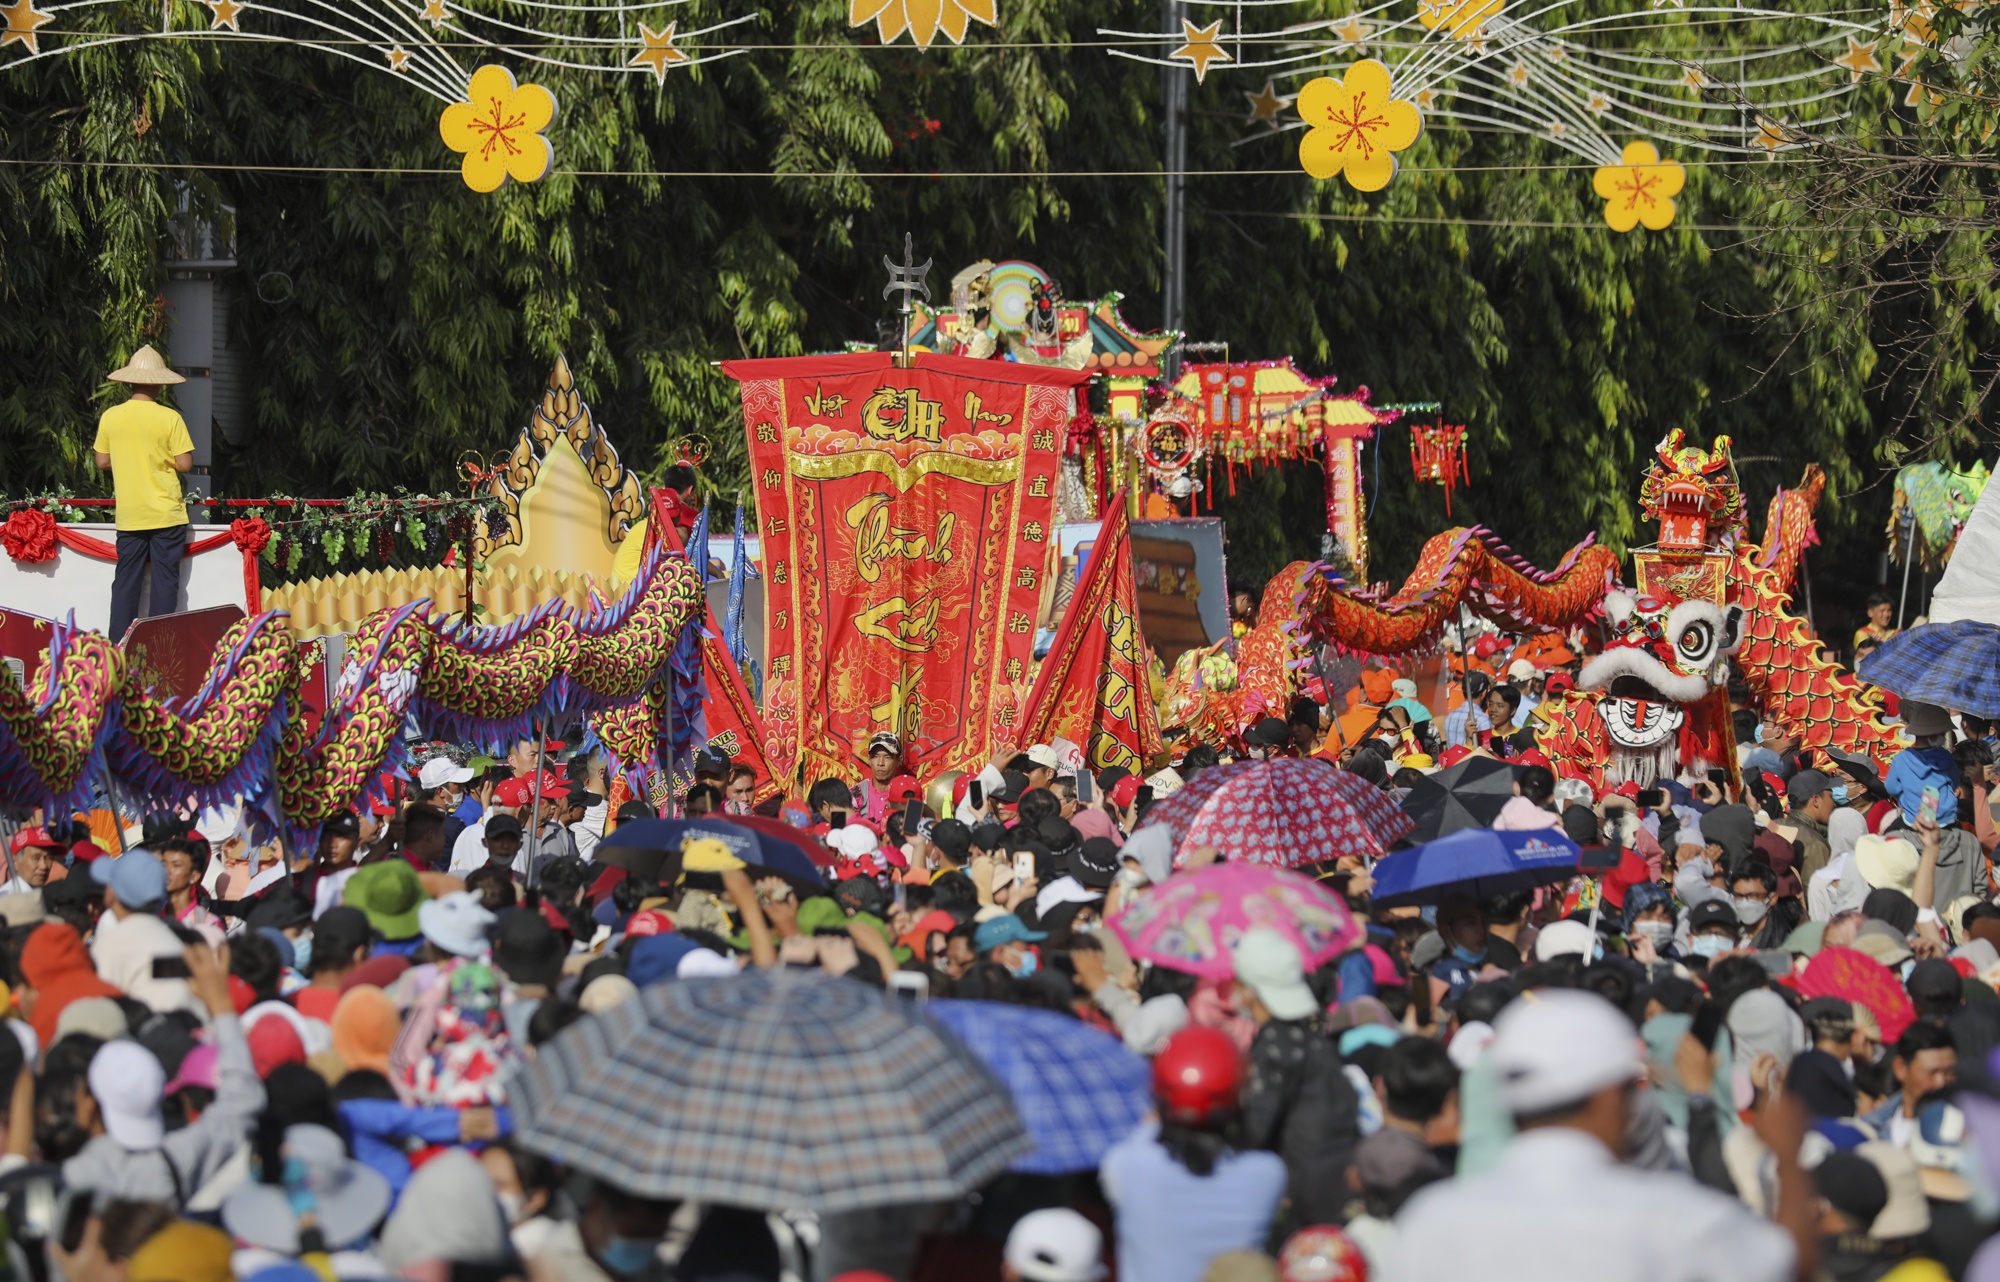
[439,64,557,194]
[849,0,995,48]
[1591,141,1685,231]
[1297,59,1423,192]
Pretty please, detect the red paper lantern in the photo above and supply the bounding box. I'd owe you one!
[1410,422,1471,515]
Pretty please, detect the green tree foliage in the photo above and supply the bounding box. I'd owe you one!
[0,0,1972,624]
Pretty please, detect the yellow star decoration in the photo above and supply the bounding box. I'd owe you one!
[1244,80,1293,129]
[1547,119,1566,137]
[419,0,448,27]
[204,0,242,30]
[1506,62,1530,86]
[1892,0,1936,45]
[849,0,994,49]
[1681,64,1709,90]
[630,22,689,84]
[1545,43,1566,61]
[1170,18,1231,83]
[1332,15,1369,47]
[439,63,558,193]
[1416,0,1500,40]
[1587,92,1612,113]
[1414,86,1440,109]
[387,45,411,71]
[1752,117,1792,152]
[0,0,54,54]
[1296,58,1423,192]
[1834,35,1881,81]
[1592,140,1684,231]
[1466,31,1489,53]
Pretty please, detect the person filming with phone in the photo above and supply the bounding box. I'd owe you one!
[1885,701,1990,907]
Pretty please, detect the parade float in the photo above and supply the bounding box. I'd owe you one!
[0,236,1919,834]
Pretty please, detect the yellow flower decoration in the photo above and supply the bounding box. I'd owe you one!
[849,0,995,49]
[1297,59,1423,192]
[1416,0,1500,39]
[1590,141,1685,232]
[439,64,557,194]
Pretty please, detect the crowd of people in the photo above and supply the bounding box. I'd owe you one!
[0,624,1994,1282]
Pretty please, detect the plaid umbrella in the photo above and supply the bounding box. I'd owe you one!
[1858,620,2000,717]
[924,1000,1150,1175]
[1147,758,1414,869]
[1397,755,1518,844]
[510,968,1030,1211]
[1109,861,1367,981]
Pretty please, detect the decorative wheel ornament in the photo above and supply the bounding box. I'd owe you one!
[1296,59,1422,192]
[439,64,557,193]
[1592,141,1685,232]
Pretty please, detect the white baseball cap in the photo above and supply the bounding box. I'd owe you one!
[1506,659,1539,682]
[1004,1208,1106,1282]
[1533,919,1599,962]
[88,1039,166,1150]
[1231,927,1318,1021]
[1490,989,1642,1115]
[1026,744,1062,771]
[418,757,475,790]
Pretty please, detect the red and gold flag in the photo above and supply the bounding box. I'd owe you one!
[724,352,1088,784]
[1018,494,1163,774]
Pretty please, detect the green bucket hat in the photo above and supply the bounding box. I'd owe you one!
[344,860,428,940]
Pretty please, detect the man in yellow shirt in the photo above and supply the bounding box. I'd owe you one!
[92,345,194,639]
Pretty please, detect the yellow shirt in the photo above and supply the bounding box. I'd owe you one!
[92,399,193,531]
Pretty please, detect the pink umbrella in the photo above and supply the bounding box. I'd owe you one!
[1147,758,1414,869]
[1109,862,1365,981]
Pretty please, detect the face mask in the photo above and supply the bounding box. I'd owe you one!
[598,1236,663,1278]
[1832,785,1851,805]
[1633,920,1674,949]
[1733,897,1768,926]
[498,1191,525,1225]
[1010,951,1039,979]
[290,930,313,974]
[1450,944,1487,964]
[1690,934,1733,958]
[1753,723,1766,743]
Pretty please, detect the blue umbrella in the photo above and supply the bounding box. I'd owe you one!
[1369,826,1585,908]
[925,999,1150,1175]
[599,817,827,891]
[1858,620,2000,718]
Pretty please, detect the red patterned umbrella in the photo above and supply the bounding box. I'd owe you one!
[1147,758,1415,870]
[1798,946,1916,1045]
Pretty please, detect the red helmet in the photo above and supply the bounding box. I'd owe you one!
[1152,1026,1244,1125]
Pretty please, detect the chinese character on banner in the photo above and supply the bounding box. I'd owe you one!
[1410,420,1471,515]
[723,351,1090,782]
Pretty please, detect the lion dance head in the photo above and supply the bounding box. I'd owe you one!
[1575,590,1744,788]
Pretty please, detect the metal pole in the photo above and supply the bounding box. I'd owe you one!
[1161,0,1187,340]
[527,727,546,891]
[1896,508,1917,630]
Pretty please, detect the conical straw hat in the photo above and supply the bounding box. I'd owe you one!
[106,344,186,386]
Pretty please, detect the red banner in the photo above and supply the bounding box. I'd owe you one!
[1018,494,1163,774]
[724,352,1090,784]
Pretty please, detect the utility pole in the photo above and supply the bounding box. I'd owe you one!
[1161,0,1187,347]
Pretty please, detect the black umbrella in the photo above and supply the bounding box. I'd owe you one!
[1397,755,1519,844]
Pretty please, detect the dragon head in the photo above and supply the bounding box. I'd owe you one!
[1577,591,1743,777]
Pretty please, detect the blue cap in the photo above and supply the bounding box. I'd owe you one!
[626,934,699,988]
[973,915,1047,954]
[90,849,168,910]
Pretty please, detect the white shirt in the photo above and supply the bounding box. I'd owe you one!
[570,801,608,862]
[1389,1128,1793,1282]
[448,811,495,875]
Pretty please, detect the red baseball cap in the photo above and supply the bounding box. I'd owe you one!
[7,827,61,856]
[887,775,923,803]
[626,909,675,938]
[1516,749,1552,769]
[1108,775,1142,809]
[68,840,108,863]
[1439,745,1473,767]
[1543,672,1576,696]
